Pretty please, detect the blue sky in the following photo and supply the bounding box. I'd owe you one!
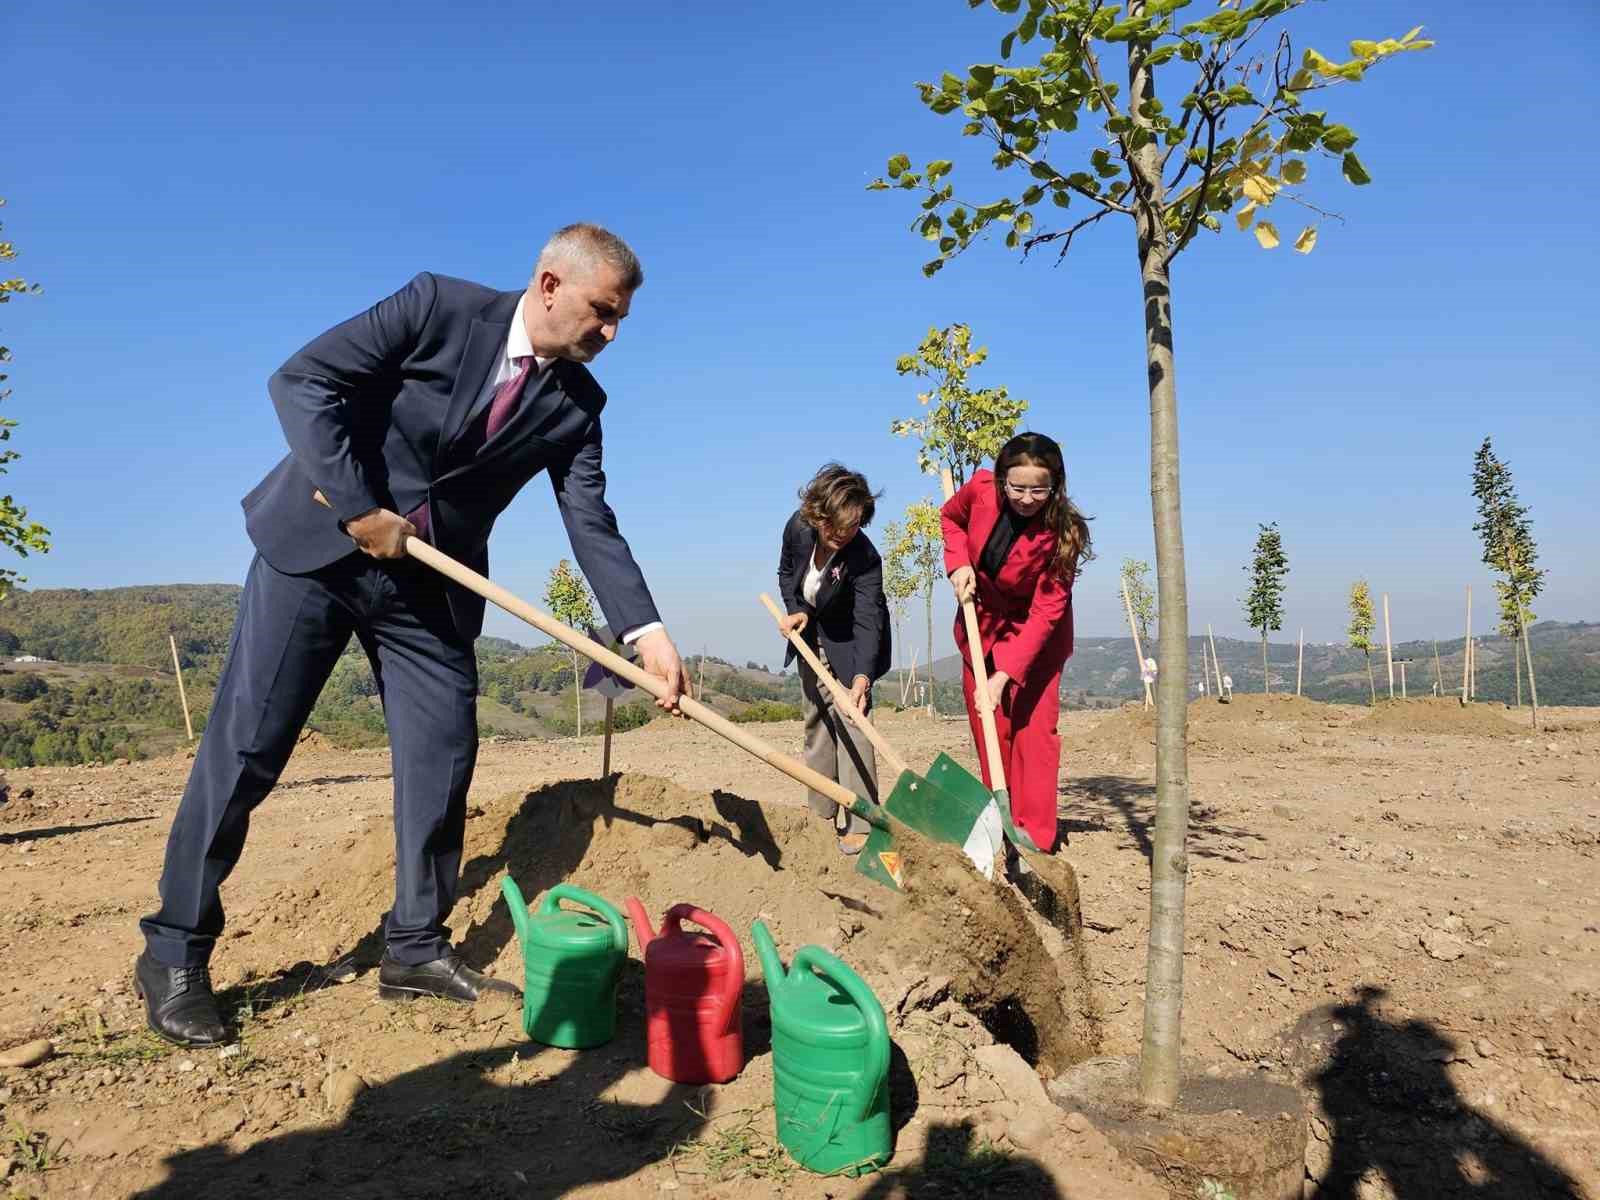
[8,1,1597,669]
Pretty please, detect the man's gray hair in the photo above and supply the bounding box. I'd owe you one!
[532,223,643,290]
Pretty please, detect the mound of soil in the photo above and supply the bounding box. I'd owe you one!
[250,771,1098,1076]
[1356,698,1525,737]
[1078,696,1336,760]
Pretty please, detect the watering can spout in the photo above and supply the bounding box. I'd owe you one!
[751,920,785,986]
[500,875,533,950]
[624,896,656,954]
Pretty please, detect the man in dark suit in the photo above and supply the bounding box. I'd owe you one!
[135,224,687,1047]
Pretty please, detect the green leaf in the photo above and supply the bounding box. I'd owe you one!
[1014,211,1034,234]
[1341,152,1371,185]
[1052,190,1071,208]
[1281,158,1307,185]
[927,159,954,182]
[1019,8,1038,42]
[1001,31,1017,59]
[887,154,911,179]
[1320,124,1359,152]
[1091,147,1120,178]
[866,179,890,192]
[968,65,996,95]
[921,214,943,241]
[942,72,964,95]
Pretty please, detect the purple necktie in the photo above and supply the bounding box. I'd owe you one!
[408,355,537,540]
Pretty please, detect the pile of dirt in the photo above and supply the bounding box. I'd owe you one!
[1356,698,1525,737]
[244,771,1099,1076]
[1077,697,1334,760]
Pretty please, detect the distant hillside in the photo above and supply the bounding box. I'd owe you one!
[923,621,1600,707]
[0,586,805,766]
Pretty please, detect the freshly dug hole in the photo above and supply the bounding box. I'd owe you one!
[254,772,1099,1076]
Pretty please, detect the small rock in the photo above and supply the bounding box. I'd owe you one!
[323,1069,367,1111]
[0,1038,53,1068]
[1063,1111,1092,1134]
[1475,1038,1497,1059]
[1421,931,1468,962]
[175,1059,197,1073]
[1008,1110,1054,1153]
[219,1044,242,1060]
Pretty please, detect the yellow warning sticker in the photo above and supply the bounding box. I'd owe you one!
[878,851,904,888]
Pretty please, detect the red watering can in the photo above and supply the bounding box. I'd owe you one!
[624,899,745,1084]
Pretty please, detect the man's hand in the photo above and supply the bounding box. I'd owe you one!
[344,508,416,559]
[985,670,1011,712]
[778,611,808,638]
[949,565,976,604]
[849,674,871,715]
[635,628,689,713]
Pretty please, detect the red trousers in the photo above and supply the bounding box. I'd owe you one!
[961,658,1064,853]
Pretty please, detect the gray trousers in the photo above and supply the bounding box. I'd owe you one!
[799,653,877,835]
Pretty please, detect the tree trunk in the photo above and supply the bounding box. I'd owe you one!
[571,648,581,738]
[1366,652,1376,704]
[1128,27,1191,1110]
[925,579,935,715]
[1514,645,1522,708]
[1260,628,1269,696]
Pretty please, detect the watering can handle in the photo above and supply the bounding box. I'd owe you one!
[539,884,630,954]
[663,904,745,1031]
[623,896,655,954]
[791,944,890,1124]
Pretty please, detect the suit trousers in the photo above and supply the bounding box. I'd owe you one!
[798,651,876,835]
[140,551,479,967]
[960,656,1063,853]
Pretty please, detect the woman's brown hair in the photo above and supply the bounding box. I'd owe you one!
[798,463,881,534]
[992,432,1094,582]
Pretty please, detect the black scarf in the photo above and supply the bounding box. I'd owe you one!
[978,505,1035,579]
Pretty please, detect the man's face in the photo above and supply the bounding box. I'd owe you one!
[528,261,633,363]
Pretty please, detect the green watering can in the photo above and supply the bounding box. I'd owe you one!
[500,878,629,1049]
[751,921,892,1177]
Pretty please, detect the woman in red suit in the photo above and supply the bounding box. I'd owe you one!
[941,433,1093,853]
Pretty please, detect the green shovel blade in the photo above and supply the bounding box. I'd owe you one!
[925,752,1041,854]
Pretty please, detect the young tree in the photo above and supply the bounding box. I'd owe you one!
[1472,437,1543,727]
[1347,579,1377,704]
[542,559,596,737]
[1243,522,1288,694]
[1120,557,1157,704]
[890,501,946,709]
[0,198,51,600]
[893,323,1029,486]
[871,2,1429,1107]
[880,519,919,672]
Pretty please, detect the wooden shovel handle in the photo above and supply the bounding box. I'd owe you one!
[940,469,1009,793]
[759,593,909,776]
[310,491,881,823]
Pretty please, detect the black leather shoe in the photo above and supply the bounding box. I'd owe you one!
[133,952,230,1048]
[377,951,521,1004]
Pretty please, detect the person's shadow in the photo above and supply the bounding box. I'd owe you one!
[1312,987,1583,1199]
[855,1121,1064,1198]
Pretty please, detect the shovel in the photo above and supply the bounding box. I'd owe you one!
[759,594,1080,937]
[758,594,1002,890]
[309,493,979,889]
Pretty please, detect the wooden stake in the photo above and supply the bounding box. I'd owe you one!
[1461,586,1471,704]
[1432,640,1443,696]
[1399,661,1408,699]
[1296,627,1304,697]
[1121,577,1153,709]
[1470,637,1478,701]
[1383,593,1395,700]
[602,696,614,776]
[169,634,194,742]
[1207,624,1224,697]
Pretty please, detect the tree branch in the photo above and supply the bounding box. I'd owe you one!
[1021,208,1117,263]
[1167,96,1219,259]
[987,120,1132,215]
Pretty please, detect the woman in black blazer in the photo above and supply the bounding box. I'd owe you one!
[776,464,892,855]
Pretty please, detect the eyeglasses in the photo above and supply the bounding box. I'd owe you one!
[1003,482,1054,500]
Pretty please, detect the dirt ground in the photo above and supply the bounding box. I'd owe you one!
[0,697,1596,1198]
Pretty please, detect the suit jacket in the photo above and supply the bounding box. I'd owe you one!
[242,272,659,642]
[777,511,891,687]
[940,469,1074,687]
